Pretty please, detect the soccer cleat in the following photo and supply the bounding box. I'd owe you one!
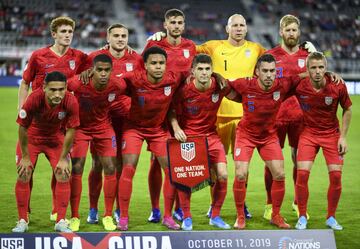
[69,217,80,232]
[117,217,129,231]
[295,216,308,230]
[244,203,252,219]
[162,216,180,230]
[102,216,116,231]
[12,219,28,233]
[292,202,310,220]
[233,215,246,230]
[113,209,121,223]
[206,205,212,218]
[148,208,161,223]
[326,216,343,231]
[263,204,272,221]
[181,217,193,231]
[271,214,291,229]
[87,208,99,224]
[54,219,72,232]
[50,212,57,222]
[173,208,184,222]
[209,216,231,229]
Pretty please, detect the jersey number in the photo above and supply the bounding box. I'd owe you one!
[224,60,227,71]
[248,101,255,112]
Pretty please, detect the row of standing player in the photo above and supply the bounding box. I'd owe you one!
[13,9,351,232]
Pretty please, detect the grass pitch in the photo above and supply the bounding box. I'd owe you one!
[0,87,359,248]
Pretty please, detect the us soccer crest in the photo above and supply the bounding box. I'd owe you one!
[108,93,116,102]
[212,93,219,103]
[164,86,171,96]
[235,148,241,156]
[58,111,66,120]
[181,142,196,162]
[273,91,280,101]
[325,96,333,105]
[126,63,133,72]
[183,49,190,58]
[69,60,76,70]
[298,59,305,68]
[245,49,251,58]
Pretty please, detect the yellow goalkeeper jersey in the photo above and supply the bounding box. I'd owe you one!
[196,40,265,117]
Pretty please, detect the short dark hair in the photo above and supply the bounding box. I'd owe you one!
[164,8,185,20]
[44,71,67,85]
[93,54,113,66]
[192,54,212,68]
[107,23,127,34]
[256,54,276,69]
[142,46,167,62]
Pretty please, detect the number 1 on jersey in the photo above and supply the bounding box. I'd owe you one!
[224,60,227,71]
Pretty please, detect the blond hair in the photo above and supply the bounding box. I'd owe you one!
[279,14,300,29]
[306,52,327,68]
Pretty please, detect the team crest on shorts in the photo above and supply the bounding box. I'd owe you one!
[183,49,190,58]
[273,91,280,101]
[108,93,116,102]
[298,59,305,68]
[235,148,241,156]
[58,111,66,120]
[19,109,27,119]
[69,60,76,70]
[122,140,126,149]
[325,96,333,105]
[164,86,171,96]
[126,63,133,72]
[212,93,219,103]
[181,142,196,162]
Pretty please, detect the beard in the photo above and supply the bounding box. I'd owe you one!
[284,37,299,48]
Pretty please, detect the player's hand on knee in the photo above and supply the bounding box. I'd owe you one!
[55,158,71,180]
[17,157,33,178]
[174,129,187,142]
[338,136,348,155]
[147,32,166,41]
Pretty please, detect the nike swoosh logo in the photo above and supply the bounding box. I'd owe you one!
[116,73,123,77]
[247,94,255,98]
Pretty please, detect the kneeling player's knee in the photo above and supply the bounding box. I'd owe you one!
[217,173,228,181]
[17,174,31,183]
[272,171,285,180]
[103,164,116,175]
[55,172,69,183]
[235,173,247,181]
[72,165,83,175]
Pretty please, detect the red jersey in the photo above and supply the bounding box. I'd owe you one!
[67,76,126,132]
[229,76,300,140]
[122,70,185,128]
[295,75,352,136]
[85,49,143,116]
[144,38,196,72]
[17,89,80,143]
[23,46,87,90]
[267,46,309,122]
[173,77,229,135]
